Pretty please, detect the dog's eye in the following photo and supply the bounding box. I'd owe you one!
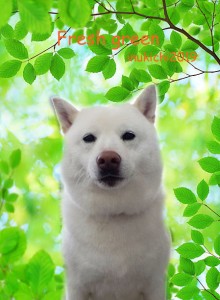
[121,131,136,141]
[83,133,97,143]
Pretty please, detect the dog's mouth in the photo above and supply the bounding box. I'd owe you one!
[98,174,124,187]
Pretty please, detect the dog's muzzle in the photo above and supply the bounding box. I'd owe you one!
[96,151,123,187]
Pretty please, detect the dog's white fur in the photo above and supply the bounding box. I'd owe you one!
[51,85,170,300]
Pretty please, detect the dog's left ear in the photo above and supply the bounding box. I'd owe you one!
[50,97,78,134]
[134,85,157,123]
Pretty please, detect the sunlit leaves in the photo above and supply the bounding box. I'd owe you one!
[105,86,130,102]
[191,230,204,245]
[4,39,28,60]
[50,54,65,80]
[57,48,75,59]
[86,55,110,73]
[0,60,22,78]
[58,0,91,28]
[0,0,12,29]
[198,157,220,173]
[211,116,220,141]
[18,0,52,34]
[180,257,195,275]
[183,203,201,217]
[130,68,151,83]
[23,63,36,84]
[206,267,219,290]
[174,187,197,204]
[197,180,209,201]
[34,53,53,75]
[148,65,167,79]
[14,21,28,40]
[214,235,220,256]
[207,141,220,154]
[27,250,55,296]
[176,242,205,259]
[171,273,193,286]
[188,214,214,229]
[102,59,116,79]
[170,31,182,49]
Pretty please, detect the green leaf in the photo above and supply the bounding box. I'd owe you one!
[181,40,199,51]
[201,290,220,300]
[176,284,200,299]
[0,227,19,254]
[204,256,220,267]
[124,45,138,62]
[209,171,220,185]
[176,242,205,259]
[1,24,14,39]
[207,141,220,154]
[1,227,26,263]
[214,235,220,256]
[174,187,197,204]
[188,214,214,229]
[86,55,110,73]
[6,193,19,202]
[0,60,22,78]
[191,230,204,245]
[211,117,220,141]
[4,178,13,189]
[4,39,28,60]
[34,53,53,75]
[131,69,152,83]
[5,202,15,212]
[140,45,160,56]
[157,80,170,96]
[183,203,201,217]
[197,180,209,201]
[171,273,193,286]
[103,59,116,79]
[10,149,21,168]
[148,64,167,79]
[57,48,75,59]
[0,0,13,29]
[23,63,36,85]
[18,0,52,34]
[180,257,195,275]
[50,54,65,80]
[170,31,182,49]
[0,161,10,174]
[58,0,91,28]
[167,263,175,277]
[182,0,194,7]
[194,260,206,276]
[105,86,130,102]
[14,21,28,40]
[148,22,165,47]
[198,157,220,173]
[206,267,219,290]
[121,76,134,91]
[27,250,55,296]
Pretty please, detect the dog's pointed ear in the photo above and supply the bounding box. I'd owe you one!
[134,85,157,123]
[50,97,78,133]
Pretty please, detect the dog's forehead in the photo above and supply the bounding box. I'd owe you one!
[74,103,142,127]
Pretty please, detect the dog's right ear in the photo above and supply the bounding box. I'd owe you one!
[50,97,78,134]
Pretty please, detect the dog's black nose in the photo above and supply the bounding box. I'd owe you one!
[96,151,121,172]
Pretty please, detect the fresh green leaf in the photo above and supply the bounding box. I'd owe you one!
[206,267,219,290]
[140,45,160,56]
[103,59,116,79]
[105,86,130,102]
[1,24,14,38]
[183,203,201,217]
[0,60,22,78]
[207,141,220,154]
[124,45,138,62]
[197,180,209,201]
[171,273,193,286]
[170,31,182,48]
[204,256,220,267]
[57,48,75,59]
[214,235,220,256]
[86,55,110,73]
[174,187,197,204]
[194,260,206,276]
[10,149,21,168]
[188,214,214,229]
[211,116,220,141]
[191,230,204,245]
[180,257,195,275]
[121,75,134,91]
[34,53,53,75]
[148,64,167,79]
[58,0,91,28]
[14,21,28,40]
[176,284,200,299]
[157,80,170,96]
[198,157,220,173]
[0,0,13,29]
[23,63,36,84]
[131,69,152,83]
[176,242,205,259]
[50,54,65,80]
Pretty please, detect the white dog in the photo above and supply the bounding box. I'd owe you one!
[51,85,170,300]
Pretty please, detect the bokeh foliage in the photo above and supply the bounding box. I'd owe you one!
[0,0,220,299]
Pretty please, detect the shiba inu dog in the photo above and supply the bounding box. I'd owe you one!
[51,85,170,300]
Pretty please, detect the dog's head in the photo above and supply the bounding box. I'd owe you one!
[51,85,163,216]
